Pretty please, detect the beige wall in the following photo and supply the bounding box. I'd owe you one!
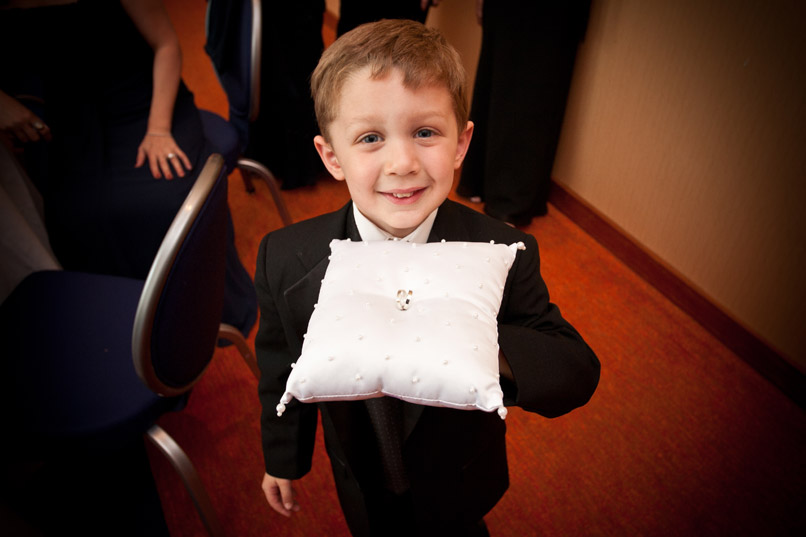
[425,1,482,103]
[430,0,805,369]
[551,0,805,369]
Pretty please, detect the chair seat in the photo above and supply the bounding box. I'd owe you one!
[1,271,185,450]
[200,109,240,171]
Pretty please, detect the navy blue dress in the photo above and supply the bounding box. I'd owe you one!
[1,0,256,334]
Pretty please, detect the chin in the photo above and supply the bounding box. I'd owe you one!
[389,212,430,231]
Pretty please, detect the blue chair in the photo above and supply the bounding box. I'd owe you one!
[201,0,293,226]
[0,154,250,536]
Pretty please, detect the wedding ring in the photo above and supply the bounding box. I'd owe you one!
[32,121,45,130]
[167,153,176,159]
[396,289,413,311]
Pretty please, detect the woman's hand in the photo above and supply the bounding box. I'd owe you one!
[135,131,191,179]
[0,90,51,144]
[124,0,187,180]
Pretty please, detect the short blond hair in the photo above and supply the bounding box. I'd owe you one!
[311,19,468,140]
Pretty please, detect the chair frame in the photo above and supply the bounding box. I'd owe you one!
[132,154,251,537]
[133,154,226,398]
[238,157,293,227]
[147,424,224,537]
[247,0,261,123]
[220,322,261,378]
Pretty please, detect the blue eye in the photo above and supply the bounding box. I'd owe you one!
[415,129,435,138]
[360,134,381,144]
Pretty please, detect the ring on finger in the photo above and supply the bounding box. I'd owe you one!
[167,153,176,159]
[32,121,45,130]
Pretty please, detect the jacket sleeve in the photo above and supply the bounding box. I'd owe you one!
[254,233,318,478]
[497,232,600,418]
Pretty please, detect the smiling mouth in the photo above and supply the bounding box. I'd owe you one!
[386,187,424,198]
[382,188,426,204]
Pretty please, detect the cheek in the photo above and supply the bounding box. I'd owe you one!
[342,164,378,198]
[345,156,376,182]
[432,151,460,176]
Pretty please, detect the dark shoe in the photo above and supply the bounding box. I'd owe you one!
[483,207,533,228]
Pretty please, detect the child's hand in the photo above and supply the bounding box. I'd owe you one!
[262,472,301,517]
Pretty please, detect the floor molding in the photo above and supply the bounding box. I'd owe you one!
[548,181,805,408]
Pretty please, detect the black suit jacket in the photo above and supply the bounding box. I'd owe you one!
[254,199,599,533]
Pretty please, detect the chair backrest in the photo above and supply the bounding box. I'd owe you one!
[132,154,228,397]
[204,0,261,148]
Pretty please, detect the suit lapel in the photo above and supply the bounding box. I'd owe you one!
[427,200,471,243]
[284,259,330,343]
[283,203,359,343]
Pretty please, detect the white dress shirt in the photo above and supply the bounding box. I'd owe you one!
[351,204,438,245]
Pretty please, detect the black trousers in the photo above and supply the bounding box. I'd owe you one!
[458,0,590,225]
[247,1,326,189]
[364,488,490,537]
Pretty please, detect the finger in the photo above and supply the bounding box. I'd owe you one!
[37,124,52,142]
[148,154,162,179]
[171,147,190,177]
[29,119,50,141]
[22,123,42,143]
[262,481,291,517]
[13,125,33,144]
[277,480,300,513]
[160,156,174,180]
[168,154,184,177]
[177,149,192,173]
[135,146,146,168]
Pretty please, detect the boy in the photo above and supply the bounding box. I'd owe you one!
[254,19,600,537]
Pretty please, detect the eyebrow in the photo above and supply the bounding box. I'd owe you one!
[345,109,452,128]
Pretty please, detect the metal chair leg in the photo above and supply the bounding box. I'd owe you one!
[240,168,256,193]
[146,425,224,537]
[237,157,293,226]
[218,322,260,380]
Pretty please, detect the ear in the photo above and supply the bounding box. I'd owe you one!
[453,121,474,169]
[314,135,345,181]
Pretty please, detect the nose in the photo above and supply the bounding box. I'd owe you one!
[384,139,419,176]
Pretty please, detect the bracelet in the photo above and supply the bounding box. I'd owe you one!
[146,131,172,137]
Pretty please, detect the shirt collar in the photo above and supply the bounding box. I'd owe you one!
[352,204,438,244]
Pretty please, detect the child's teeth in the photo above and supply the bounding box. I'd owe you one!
[393,192,413,198]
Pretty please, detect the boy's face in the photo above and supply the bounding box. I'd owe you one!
[314,67,473,238]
